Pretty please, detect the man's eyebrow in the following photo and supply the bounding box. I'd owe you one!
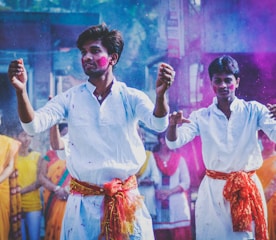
[90,45,101,49]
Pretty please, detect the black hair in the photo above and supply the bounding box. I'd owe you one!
[152,132,166,152]
[76,22,124,65]
[208,55,240,80]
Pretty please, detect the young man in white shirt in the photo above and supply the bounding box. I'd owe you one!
[166,55,276,240]
[8,22,175,240]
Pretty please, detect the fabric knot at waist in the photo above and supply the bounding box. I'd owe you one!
[206,169,268,240]
[70,175,143,240]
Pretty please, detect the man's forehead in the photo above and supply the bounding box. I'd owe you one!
[83,40,102,48]
[212,73,234,78]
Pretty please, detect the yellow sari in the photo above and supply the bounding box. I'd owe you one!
[0,135,21,240]
[257,155,276,240]
[43,150,70,240]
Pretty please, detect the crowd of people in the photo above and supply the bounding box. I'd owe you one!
[1,22,275,240]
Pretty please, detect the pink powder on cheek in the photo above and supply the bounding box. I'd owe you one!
[97,57,109,67]
[228,83,235,91]
[212,86,218,93]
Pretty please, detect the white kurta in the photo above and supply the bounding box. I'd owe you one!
[166,97,276,240]
[22,79,168,240]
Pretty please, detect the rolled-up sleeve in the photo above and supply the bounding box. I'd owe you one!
[21,120,37,136]
[165,112,199,149]
[21,94,67,136]
[151,114,169,132]
[165,137,184,149]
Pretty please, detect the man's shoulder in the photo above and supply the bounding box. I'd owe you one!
[69,82,87,91]
[228,98,268,116]
[192,105,211,115]
[57,82,87,97]
[115,81,146,97]
[237,98,264,109]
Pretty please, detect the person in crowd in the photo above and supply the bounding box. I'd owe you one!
[0,112,22,240]
[136,126,160,220]
[8,22,175,239]
[152,132,192,240]
[39,123,70,240]
[8,141,22,240]
[15,126,42,240]
[256,130,276,240]
[166,55,276,240]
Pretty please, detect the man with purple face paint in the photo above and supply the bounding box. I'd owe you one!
[166,55,276,240]
[8,22,175,240]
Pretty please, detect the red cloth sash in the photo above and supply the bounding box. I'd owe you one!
[206,169,268,240]
[70,175,142,240]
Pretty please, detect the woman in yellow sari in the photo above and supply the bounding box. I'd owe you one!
[40,150,70,240]
[257,130,276,240]
[0,134,21,240]
[39,123,70,240]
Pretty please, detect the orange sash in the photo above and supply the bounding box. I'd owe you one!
[70,176,142,240]
[206,169,268,240]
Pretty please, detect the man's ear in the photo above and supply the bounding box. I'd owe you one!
[236,77,240,88]
[109,53,118,66]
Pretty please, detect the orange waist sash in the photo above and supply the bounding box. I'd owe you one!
[206,169,268,240]
[70,175,142,240]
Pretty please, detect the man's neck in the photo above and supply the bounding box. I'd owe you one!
[89,73,114,93]
[217,97,234,119]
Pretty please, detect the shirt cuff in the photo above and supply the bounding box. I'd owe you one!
[20,120,36,136]
[152,114,169,132]
[165,137,182,149]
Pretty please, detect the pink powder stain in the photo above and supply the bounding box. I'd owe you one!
[97,57,108,67]
[228,83,235,91]
[212,86,218,94]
